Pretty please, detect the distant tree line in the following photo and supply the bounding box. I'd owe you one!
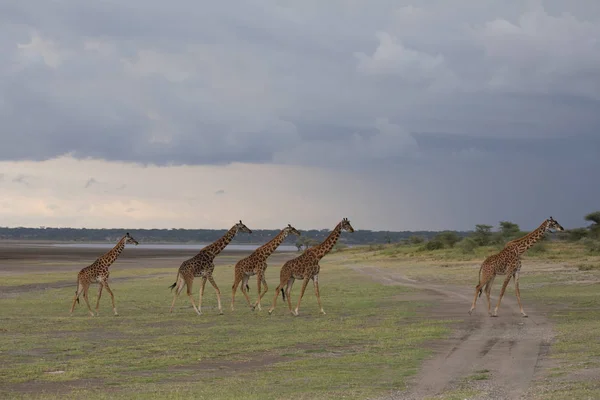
[0,226,467,246]
[2,212,598,254]
[411,211,600,255]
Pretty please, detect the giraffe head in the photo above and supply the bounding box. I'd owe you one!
[235,220,253,234]
[545,216,564,232]
[284,224,301,237]
[125,232,139,245]
[341,217,355,233]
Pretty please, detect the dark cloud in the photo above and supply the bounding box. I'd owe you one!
[215,189,225,195]
[1,1,599,230]
[1,1,599,167]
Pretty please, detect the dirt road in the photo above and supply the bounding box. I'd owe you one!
[350,266,554,400]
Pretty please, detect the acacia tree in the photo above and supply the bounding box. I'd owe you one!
[473,224,493,246]
[585,211,600,239]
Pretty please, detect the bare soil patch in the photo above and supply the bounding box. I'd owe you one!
[350,265,556,400]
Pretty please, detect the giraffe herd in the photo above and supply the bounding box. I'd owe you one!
[69,216,564,319]
[70,218,354,317]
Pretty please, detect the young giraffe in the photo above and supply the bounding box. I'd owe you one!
[469,216,564,317]
[169,220,252,315]
[268,218,354,316]
[69,232,139,316]
[231,224,301,312]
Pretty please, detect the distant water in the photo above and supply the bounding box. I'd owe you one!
[50,243,298,252]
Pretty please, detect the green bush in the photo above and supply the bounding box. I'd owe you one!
[409,235,425,245]
[567,228,588,242]
[457,237,477,254]
[435,231,460,248]
[582,238,600,254]
[528,242,547,254]
[422,239,444,251]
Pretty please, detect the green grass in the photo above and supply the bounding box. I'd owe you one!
[0,260,449,400]
[344,241,600,398]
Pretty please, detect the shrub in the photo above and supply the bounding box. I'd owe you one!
[435,231,460,248]
[409,235,425,245]
[423,239,444,251]
[528,243,547,254]
[457,237,477,254]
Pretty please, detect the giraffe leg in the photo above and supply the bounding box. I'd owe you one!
[268,281,284,315]
[253,274,268,311]
[103,282,118,316]
[70,282,84,315]
[469,270,493,315]
[312,275,326,315]
[484,275,496,316]
[169,275,185,313]
[285,278,295,315]
[293,277,311,316]
[197,277,208,315]
[492,275,513,317]
[207,276,224,315]
[82,285,95,317]
[184,276,201,316]
[239,275,252,309]
[231,272,243,311]
[514,272,527,317]
[95,283,104,314]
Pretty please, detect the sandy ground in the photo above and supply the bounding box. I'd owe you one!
[350,266,555,400]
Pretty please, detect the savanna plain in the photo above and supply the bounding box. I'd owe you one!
[1,241,599,400]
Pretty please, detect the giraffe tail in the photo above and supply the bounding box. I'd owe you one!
[75,290,80,304]
[477,264,484,298]
[168,282,177,291]
[246,284,250,292]
[281,288,285,301]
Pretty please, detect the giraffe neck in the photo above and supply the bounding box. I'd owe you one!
[253,229,290,261]
[99,236,127,268]
[310,223,342,260]
[202,226,238,259]
[507,221,549,255]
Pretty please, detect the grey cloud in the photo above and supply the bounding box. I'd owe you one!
[215,190,225,195]
[1,1,600,230]
[2,1,599,167]
[12,174,30,186]
[84,178,99,188]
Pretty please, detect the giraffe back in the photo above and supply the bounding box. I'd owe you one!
[282,251,320,279]
[482,246,520,275]
[179,250,215,277]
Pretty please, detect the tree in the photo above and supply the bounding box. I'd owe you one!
[585,211,600,225]
[472,224,493,246]
[384,232,392,244]
[499,221,520,239]
[585,211,600,239]
[435,231,460,248]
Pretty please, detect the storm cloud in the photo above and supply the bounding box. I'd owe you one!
[1,0,599,230]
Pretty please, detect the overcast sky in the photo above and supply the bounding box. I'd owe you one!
[1,0,599,231]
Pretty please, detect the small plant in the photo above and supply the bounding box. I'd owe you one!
[528,243,547,254]
[577,264,600,271]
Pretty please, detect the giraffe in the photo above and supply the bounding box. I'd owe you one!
[168,220,252,315]
[268,218,354,316]
[69,232,139,316]
[231,224,301,312]
[468,216,564,317]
